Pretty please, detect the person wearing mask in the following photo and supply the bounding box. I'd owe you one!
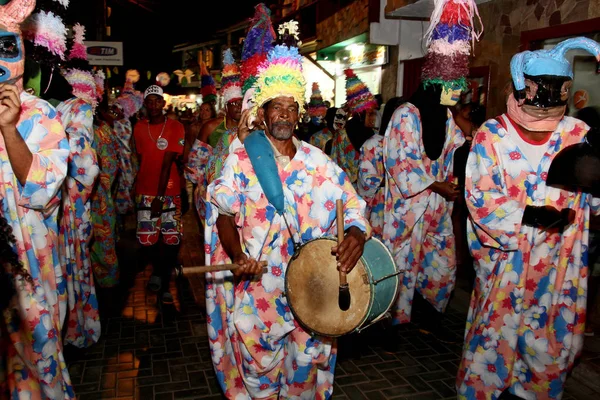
[358,96,404,239]
[457,38,600,399]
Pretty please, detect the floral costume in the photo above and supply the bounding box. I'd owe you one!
[309,128,333,153]
[186,139,212,220]
[457,116,599,399]
[358,134,385,239]
[205,141,369,399]
[90,121,120,287]
[330,129,359,184]
[56,97,101,348]
[382,103,464,324]
[1,93,73,399]
[114,119,139,215]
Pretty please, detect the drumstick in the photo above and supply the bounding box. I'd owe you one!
[336,199,351,311]
[184,261,268,274]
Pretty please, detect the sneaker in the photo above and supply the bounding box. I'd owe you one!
[147,276,161,292]
[162,292,174,304]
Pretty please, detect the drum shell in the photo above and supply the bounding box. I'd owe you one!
[285,237,398,337]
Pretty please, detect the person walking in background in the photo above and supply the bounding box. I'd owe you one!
[134,85,185,304]
[358,96,404,239]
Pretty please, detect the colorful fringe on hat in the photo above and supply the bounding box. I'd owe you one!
[200,62,217,104]
[421,0,482,91]
[251,20,305,117]
[95,70,105,101]
[116,78,143,119]
[241,3,275,96]
[61,22,102,110]
[22,9,68,64]
[308,82,327,118]
[221,49,242,104]
[344,69,377,114]
[62,69,99,110]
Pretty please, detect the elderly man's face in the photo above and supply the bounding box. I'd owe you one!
[260,96,300,140]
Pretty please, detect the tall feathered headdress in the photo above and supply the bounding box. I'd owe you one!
[421,0,482,91]
[200,62,217,104]
[251,19,305,117]
[344,69,377,114]
[241,3,275,96]
[308,82,327,118]
[21,0,68,65]
[116,73,143,119]
[221,49,242,104]
[61,23,101,110]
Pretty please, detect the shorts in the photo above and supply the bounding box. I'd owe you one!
[136,195,182,246]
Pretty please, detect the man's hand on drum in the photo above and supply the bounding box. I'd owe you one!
[232,253,263,279]
[332,226,366,273]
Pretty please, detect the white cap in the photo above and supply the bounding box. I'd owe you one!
[144,85,164,99]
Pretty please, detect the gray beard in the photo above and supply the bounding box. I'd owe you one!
[270,123,294,140]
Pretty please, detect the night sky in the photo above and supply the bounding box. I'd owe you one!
[68,0,277,80]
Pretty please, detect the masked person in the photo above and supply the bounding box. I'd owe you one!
[0,0,72,397]
[358,96,404,239]
[90,76,123,289]
[457,37,600,399]
[310,106,347,155]
[382,0,480,340]
[57,23,102,347]
[205,21,369,399]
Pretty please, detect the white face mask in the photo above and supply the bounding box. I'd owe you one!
[333,109,347,131]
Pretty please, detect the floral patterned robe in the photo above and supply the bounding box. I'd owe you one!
[114,119,138,215]
[186,139,212,221]
[457,116,599,400]
[309,128,333,153]
[0,93,72,399]
[90,121,120,287]
[382,103,464,324]
[358,134,385,239]
[57,97,101,348]
[205,140,369,399]
[330,129,359,184]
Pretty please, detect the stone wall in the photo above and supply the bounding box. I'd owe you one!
[472,0,599,117]
[316,0,370,50]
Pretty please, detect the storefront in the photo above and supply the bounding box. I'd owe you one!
[312,33,388,107]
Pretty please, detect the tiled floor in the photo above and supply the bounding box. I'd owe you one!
[64,212,600,399]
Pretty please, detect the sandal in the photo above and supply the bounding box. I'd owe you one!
[147,276,161,292]
[162,292,174,304]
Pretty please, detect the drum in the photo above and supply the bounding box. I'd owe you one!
[285,237,398,337]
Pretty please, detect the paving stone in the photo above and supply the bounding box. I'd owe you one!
[188,371,208,388]
[154,381,191,393]
[82,366,103,384]
[380,384,417,397]
[340,385,368,400]
[170,365,189,382]
[173,388,212,399]
[427,379,456,398]
[336,373,369,386]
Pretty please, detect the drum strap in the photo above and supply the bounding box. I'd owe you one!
[244,130,302,253]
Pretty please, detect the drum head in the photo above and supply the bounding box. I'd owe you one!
[285,238,371,337]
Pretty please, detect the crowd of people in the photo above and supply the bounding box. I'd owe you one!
[2,0,600,399]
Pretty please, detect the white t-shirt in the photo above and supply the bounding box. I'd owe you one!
[501,115,550,170]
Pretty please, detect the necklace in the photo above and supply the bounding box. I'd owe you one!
[148,117,168,150]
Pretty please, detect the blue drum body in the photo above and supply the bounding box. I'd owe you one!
[285,237,398,337]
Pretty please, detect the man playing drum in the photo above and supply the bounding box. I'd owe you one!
[204,21,370,399]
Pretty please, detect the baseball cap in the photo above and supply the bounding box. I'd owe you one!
[144,85,164,99]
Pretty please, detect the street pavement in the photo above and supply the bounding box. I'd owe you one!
[64,212,600,399]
